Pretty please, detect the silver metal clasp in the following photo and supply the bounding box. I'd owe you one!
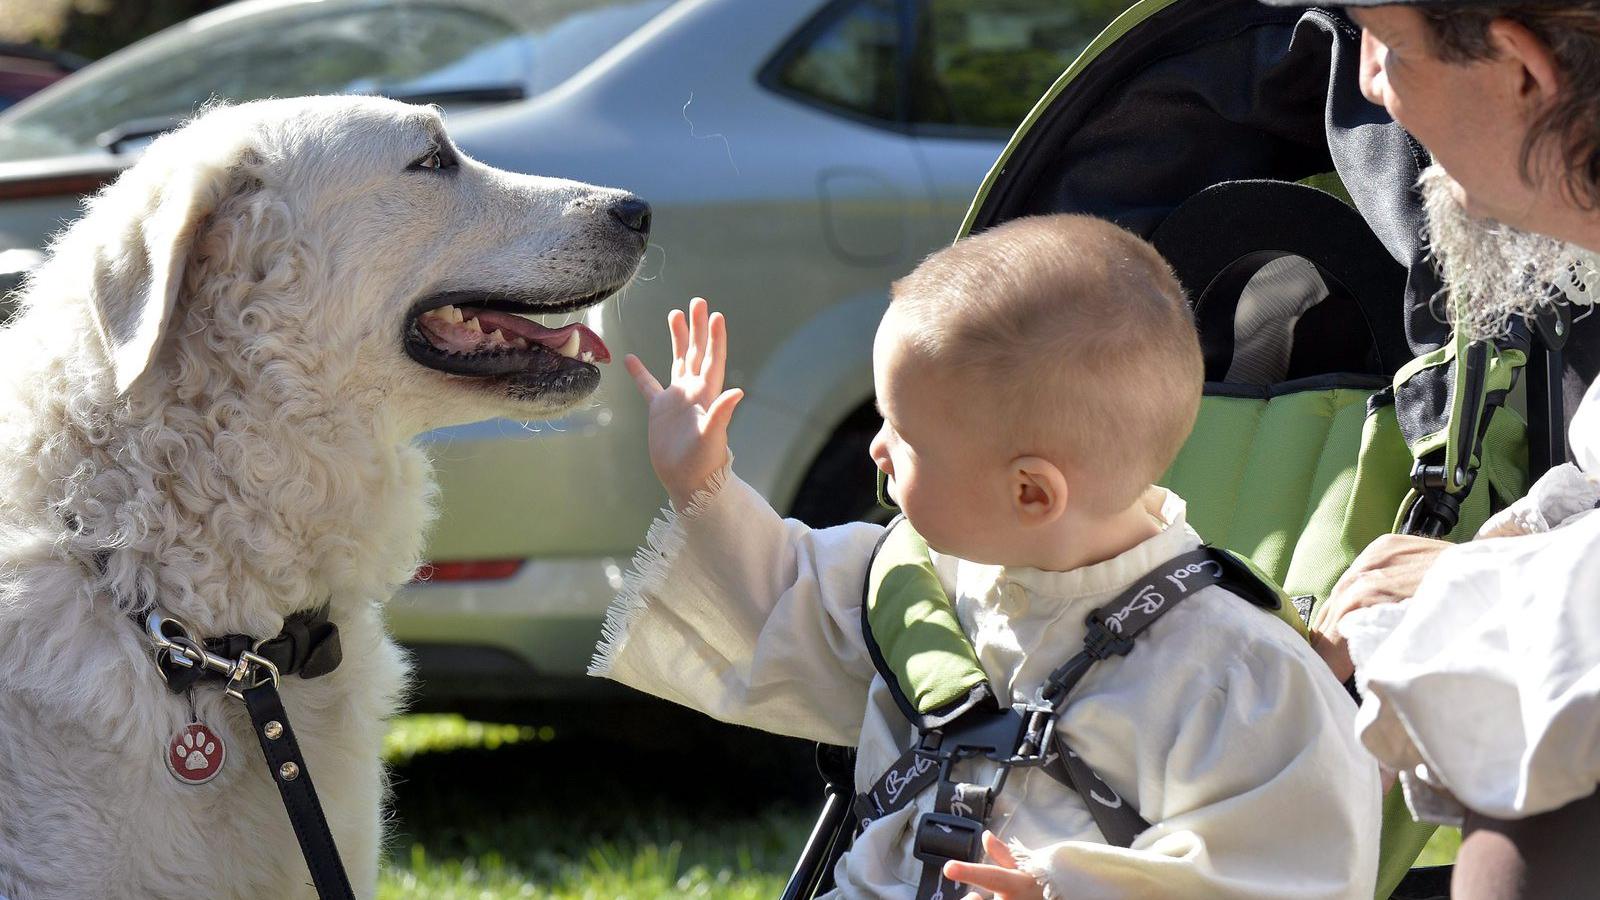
[144,609,279,698]
[225,648,279,700]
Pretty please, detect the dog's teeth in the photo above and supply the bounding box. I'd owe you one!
[488,329,509,344]
[580,351,595,363]
[464,317,482,333]
[556,331,581,359]
[511,337,529,350]
[449,306,465,324]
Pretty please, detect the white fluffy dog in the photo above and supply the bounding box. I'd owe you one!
[0,96,646,898]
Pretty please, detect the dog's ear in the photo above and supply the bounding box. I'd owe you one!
[85,132,256,396]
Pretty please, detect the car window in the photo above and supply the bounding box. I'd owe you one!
[910,0,1127,132]
[772,0,902,125]
[0,0,673,162]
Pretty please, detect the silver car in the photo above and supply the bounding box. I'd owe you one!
[0,0,1127,713]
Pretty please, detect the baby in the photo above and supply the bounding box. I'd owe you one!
[592,214,1380,899]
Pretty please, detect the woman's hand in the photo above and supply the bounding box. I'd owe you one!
[943,831,1045,900]
[626,297,743,511]
[1312,534,1449,681]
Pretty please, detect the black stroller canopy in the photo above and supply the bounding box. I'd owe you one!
[965,0,1450,359]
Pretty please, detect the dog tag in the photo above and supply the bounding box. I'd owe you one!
[166,722,226,785]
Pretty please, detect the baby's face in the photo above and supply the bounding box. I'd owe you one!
[868,308,1016,562]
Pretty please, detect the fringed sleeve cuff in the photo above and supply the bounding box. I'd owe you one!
[586,463,883,744]
[588,462,732,678]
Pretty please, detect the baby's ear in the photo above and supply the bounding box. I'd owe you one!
[1009,456,1068,524]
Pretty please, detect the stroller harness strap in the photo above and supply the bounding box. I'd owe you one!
[859,519,1270,898]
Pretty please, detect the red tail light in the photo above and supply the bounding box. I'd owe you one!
[412,560,524,583]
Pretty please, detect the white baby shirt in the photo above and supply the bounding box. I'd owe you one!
[592,471,1381,899]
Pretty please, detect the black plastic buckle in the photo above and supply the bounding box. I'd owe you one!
[1082,614,1135,660]
[913,812,984,866]
[937,704,1060,766]
[936,706,1026,762]
[1407,459,1475,538]
[926,704,1056,801]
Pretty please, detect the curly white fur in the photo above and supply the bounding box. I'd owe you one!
[0,96,642,899]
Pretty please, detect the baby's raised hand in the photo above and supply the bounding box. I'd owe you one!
[943,832,1046,900]
[625,297,743,510]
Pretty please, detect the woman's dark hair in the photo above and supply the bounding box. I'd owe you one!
[1420,4,1600,208]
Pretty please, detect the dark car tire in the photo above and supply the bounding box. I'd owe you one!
[788,403,891,529]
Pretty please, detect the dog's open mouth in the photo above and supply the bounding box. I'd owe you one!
[404,293,613,379]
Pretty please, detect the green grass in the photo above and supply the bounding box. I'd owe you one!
[378,714,1464,897]
[378,714,813,899]
[380,837,795,900]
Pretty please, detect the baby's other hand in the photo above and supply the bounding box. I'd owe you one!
[943,831,1046,900]
[626,297,743,510]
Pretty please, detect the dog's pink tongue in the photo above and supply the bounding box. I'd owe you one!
[472,310,610,363]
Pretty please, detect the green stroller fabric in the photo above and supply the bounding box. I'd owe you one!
[1161,380,1529,897]
[1165,383,1528,616]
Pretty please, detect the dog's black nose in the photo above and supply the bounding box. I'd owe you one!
[609,197,652,238]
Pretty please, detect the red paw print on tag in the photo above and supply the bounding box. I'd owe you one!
[166,722,225,785]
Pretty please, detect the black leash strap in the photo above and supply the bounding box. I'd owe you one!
[141,608,353,900]
[241,680,356,900]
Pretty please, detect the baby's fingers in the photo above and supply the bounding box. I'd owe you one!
[704,388,744,435]
[703,311,728,390]
[668,308,689,379]
[983,831,1018,869]
[685,297,709,375]
[625,354,664,400]
[942,861,1037,896]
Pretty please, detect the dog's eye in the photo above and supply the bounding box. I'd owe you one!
[407,146,458,173]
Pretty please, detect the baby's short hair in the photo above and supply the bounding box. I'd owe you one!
[890,214,1202,513]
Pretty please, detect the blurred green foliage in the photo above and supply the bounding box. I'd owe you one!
[911,0,1134,129]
